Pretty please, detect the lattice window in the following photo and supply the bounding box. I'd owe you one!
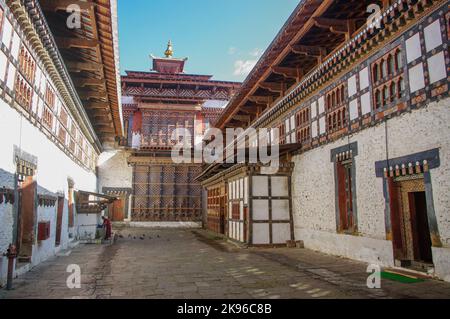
[69,138,76,153]
[18,45,36,83]
[15,75,33,111]
[337,159,354,233]
[325,83,347,133]
[327,107,347,133]
[16,157,37,183]
[58,126,67,144]
[372,46,405,110]
[45,84,56,109]
[76,146,82,161]
[296,108,311,143]
[0,6,4,36]
[278,123,286,145]
[59,107,68,128]
[42,107,53,129]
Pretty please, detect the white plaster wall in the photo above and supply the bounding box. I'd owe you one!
[0,204,14,287]
[0,100,97,282]
[77,213,101,240]
[32,205,58,266]
[385,99,450,244]
[292,98,450,276]
[97,149,132,191]
[0,204,13,257]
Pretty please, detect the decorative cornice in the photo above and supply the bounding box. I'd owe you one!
[7,0,102,153]
[252,0,446,130]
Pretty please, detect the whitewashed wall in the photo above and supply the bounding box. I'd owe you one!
[292,98,450,281]
[0,99,97,285]
[97,150,132,191]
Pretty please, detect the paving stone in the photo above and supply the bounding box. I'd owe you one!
[1,228,450,299]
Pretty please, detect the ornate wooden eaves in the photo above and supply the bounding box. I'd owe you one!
[313,17,357,40]
[40,0,123,143]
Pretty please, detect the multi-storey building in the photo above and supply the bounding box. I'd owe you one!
[98,43,240,223]
[0,0,121,285]
[198,0,450,282]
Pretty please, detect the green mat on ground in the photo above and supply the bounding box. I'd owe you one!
[381,271,425,284]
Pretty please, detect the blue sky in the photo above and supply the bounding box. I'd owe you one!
[117,0,299,82]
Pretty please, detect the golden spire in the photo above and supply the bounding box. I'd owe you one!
[164,40,173,58]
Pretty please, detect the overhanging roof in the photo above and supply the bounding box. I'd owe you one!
[40,0,123,144]
[215,0,379,130]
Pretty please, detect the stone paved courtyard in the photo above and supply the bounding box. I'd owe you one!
[1,227,450,299]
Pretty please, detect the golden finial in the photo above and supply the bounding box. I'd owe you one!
[164,40,173,58]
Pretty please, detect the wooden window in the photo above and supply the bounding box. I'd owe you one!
[279,123,286,145]
[0,6,4,36]
[59,108,68,127]
[380,59,387,79]
[18,46,36,83]
[45,85,55,109]
[375,90,381,109]
[58,127,67,144]
[395,50,403,70]
[373,64,379,83]
[14,76,32,110]
[42,107,53,129]
[397,77,404,98]
[389,82,396,102]
[371,46,404,112]
[337,160,354,232]
[387,55,394,75]
[69,138,75,152]
[383,86,389,106]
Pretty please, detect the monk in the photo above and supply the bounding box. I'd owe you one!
[102,216,112,240]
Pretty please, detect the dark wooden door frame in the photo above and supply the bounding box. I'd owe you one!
[55,197,64,246]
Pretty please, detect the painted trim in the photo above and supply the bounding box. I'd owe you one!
[331,142,359,234]
[375,148,440,177]
[375,148,442,247]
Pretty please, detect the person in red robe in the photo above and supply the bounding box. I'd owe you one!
[102,216,112,240]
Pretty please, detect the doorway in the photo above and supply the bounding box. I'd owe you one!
[55,196,64,246]
[389,176,433,270]
[112,198,125,222]
[17,176,37,263]
[409,191,433,263]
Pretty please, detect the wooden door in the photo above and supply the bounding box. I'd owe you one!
[18,177,36,260]
[409,192,432,263]
[55,197,64,246]
[388,177,405,260]
[112,199,125,222]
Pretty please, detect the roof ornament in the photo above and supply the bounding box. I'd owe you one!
[165,40,173,58]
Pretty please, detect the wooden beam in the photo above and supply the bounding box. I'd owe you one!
[78,90,107,100]
[313,17,356,40]
[248,96,271,104]
[233,114,251,122]
[271,66,303,80]
[93,121,114,127]
[240,106,259,116]
[83,101,110,109]
[66,61,103,72]
[217,0,337,129]
[39,0,94,11]
[56,37,99,49]
[290,44,326,57]
[259,82,285,93]
[72,77,106,87]
[88,110,112,119]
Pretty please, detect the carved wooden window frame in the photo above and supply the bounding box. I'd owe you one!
[371,46,405,111]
